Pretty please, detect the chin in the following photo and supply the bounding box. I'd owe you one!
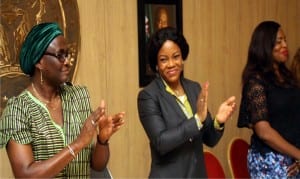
[166,77,180,84]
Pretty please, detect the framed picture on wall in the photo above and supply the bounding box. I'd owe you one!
[137,0,183,87]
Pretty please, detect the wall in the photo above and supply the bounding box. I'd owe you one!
[1,0,299,178]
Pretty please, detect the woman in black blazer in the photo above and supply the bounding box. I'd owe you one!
[137,27,236,178]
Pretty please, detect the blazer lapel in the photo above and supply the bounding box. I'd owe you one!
[156,78,187,120]
[181,78,198,114]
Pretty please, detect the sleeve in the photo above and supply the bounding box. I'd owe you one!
[237,78,269,128]
[137,89,200,156]
[201,112,224,147]
[0,97,32,148]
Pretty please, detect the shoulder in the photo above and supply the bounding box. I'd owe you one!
[4,91,31,111]
[182,78,200,88]
[61,83,88,93]
[138,78,162,97]
[244,75,267,92]
[61,84,90,98]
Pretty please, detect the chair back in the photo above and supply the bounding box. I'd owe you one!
[228,138,250,178]
[204,150,226,178]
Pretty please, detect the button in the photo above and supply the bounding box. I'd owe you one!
[189,138,193,142]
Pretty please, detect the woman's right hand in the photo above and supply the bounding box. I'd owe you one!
[196,82,209,123]
[287,161,300,177]
[75,100,106,148]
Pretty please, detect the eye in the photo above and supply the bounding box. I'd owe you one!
[58,51,70,59]
[276,37,287,44]
[56,53,64,59]
[159,57,167,63]
[173,53,181,60]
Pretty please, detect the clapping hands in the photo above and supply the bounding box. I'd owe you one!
[97,100,125,143]
[196,81,236,124]
[215,96,236,123]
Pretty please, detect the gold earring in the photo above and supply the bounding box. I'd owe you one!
[40,69,44,85]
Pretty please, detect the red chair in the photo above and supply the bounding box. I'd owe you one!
[204,150,226,178]
[228,138,250,178]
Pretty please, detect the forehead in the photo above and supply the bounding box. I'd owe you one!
[276,28,286,38]
[158,40,180,54]
[48,35,67,50]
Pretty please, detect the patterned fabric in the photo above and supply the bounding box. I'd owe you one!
[248,148,300,178]
[0,85,93,178]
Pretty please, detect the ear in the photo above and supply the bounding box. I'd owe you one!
[35,59,44,70]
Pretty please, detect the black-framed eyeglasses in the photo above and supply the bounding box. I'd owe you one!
[44,51,70,63]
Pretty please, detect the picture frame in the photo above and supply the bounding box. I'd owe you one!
[137,0,183,87]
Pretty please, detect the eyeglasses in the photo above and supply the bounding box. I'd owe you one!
[44,51,71,63]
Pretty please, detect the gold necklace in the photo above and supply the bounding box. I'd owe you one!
[31,83,60,110]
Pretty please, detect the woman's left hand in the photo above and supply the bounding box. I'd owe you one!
[97,111,125,143]
[215,96,236,124]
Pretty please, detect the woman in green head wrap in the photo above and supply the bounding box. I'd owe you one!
[0,22,125,178]
[19,22,63,76]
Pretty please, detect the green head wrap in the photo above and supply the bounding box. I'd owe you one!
[20,22,63,76]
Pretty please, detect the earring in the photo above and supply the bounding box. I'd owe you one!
[40,69,44,85]
[156,66,158,71]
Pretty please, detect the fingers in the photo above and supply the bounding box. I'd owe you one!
[200,81,209,103]
[91,106,106,127]
[215,96,237,123]
[100,99,105,113]
[196,82,209,119]
[226,96,237,111]
[204,82,209,104]
[112,112,125,131]
[90,100,107,127]
[287,163,299,177]
[112,112,125,122]
[225,96,236,105]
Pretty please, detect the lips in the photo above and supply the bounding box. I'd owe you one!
[282,50,289,56]
[167,69,179,76]
[62,68,70,75]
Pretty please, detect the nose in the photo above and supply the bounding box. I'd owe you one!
[167,58,176,68]
[281,39,288,48]
[63,56,73,66]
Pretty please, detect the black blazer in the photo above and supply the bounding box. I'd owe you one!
[137,77,224,178]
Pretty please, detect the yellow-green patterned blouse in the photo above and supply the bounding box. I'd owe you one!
[0,84,94,178]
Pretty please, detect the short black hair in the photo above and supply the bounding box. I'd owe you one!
[147,27,189,72]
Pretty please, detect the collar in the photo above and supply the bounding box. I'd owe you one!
[161,77,178,96]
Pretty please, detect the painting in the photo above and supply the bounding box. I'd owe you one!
[138,0,182,87]
[0,0,80,114]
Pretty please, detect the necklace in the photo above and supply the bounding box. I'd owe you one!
[31,83,60,110]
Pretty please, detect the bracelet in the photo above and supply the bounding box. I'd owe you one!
[67,145,76,158]
[214,117,224,130]
[97,137,109,145]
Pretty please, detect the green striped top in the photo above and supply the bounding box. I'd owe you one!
[0,84,94,178]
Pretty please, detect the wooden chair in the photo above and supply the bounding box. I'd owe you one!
[228,138,250,178]
[204,150,226,178]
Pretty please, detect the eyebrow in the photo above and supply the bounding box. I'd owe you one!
[46,48,68,53]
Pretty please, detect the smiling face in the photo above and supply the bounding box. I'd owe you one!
[157,40,183,86]
[273,28,289,64]
[37,35,71,85]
